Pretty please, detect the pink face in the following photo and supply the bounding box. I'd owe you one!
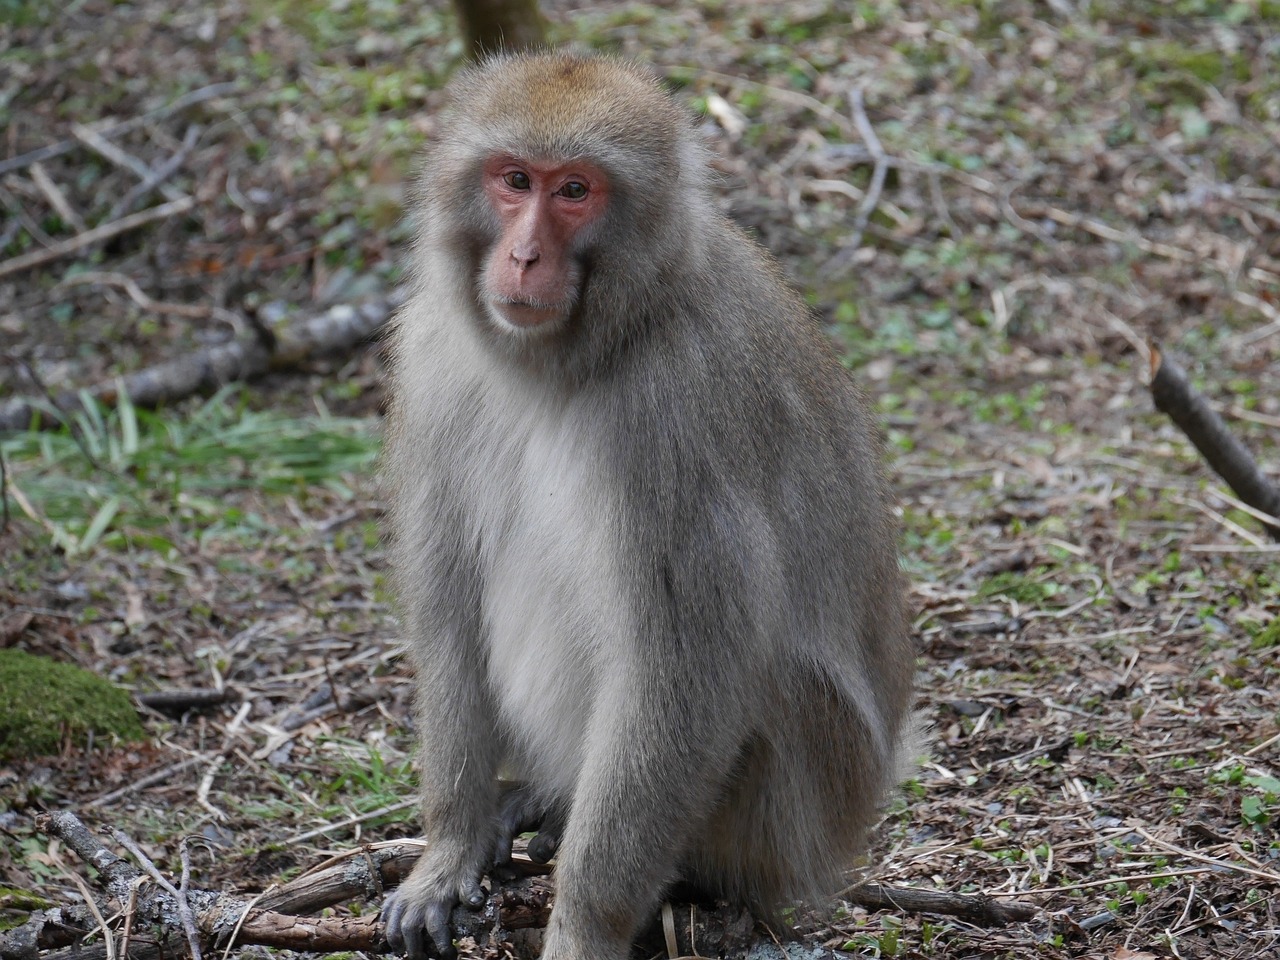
[480,155,609,330]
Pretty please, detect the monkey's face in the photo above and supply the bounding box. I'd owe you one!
[478,155,608,335]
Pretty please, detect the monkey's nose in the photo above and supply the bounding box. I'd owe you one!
[512,244,540,270]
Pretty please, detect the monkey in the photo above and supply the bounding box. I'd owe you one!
[380,52,915,960]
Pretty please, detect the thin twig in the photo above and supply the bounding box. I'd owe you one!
[178,839,204,960]
[70,123,186,203]
[1135,827,1280,884]
[0,81,237,177]
[1207,487,1280,536]
[30,162,88,232]
[0,182,55,246]
[109,829,204,960]
[0,196,195,280]
[220,886,276,960]
[1,352,100,466]
[844,86,889,253]
[1173,495,1268,548]
[0,451,9,530]
[198,701,251,821]
[285,799,417,845]
[64,870,118,960]
[107,124,201,221]
[982,867,1212,897]
[88,756,206,807]
[118,876,149,960]
[59,270,241,328]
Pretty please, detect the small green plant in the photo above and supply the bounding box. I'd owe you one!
[1239,773,1280,829]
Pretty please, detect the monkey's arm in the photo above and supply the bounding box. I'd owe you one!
[382,524,500,960]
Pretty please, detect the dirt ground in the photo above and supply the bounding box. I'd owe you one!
[1,1,1278,959]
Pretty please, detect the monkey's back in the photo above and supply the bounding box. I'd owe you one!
[591,217,913,907]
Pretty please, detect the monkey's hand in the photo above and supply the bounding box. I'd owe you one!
[493,782,564,868]
[382,853,485,960]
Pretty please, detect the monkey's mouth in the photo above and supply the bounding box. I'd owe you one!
[490,297,568,330]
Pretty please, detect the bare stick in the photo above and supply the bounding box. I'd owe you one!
[87,756,206,807]
[70,123,186,203]
[841,881,1036,924]
[135,688,238,714]
[29,162,87,232]
[110,829,203,960]
[107,125,201,221]
[845,86,889,252]
[0,451,9,530]
[62,871,117,960]
[0,182,55,246]
[0,196,195,281]
[1150,345,1280,540]
[59,270,241,327]
[0,82,237,178]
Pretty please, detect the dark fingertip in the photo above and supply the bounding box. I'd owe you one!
[426,901,454,958]
[493,838,513,868]
[429,924,456,960]
[403,925,425,960]
[528,833,559,863]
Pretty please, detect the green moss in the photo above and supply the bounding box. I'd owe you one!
[0,650,145,759]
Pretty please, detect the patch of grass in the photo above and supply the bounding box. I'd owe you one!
[318,738,416,812]
[975,569,1061,605]
[1,388,380,556]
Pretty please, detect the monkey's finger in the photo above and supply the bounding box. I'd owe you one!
[491,827,516,868]
[459,875,486,908]
[401,921,428,960]
[527,828,560,863]
[381,894,406,950]
[425,900,458,960]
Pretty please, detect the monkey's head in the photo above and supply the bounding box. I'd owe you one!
[419,53,710,353]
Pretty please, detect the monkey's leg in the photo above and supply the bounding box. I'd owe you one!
[382,625,501,960]
[540,681,746,960]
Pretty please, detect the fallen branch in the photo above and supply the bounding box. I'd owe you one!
[841,881,1035,924]
[1150,344,1280,540]
[135,688,238,715]
[1,811,1041,960]
[0,292,402,432]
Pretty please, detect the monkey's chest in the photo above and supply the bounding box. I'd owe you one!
[470,415,632,794]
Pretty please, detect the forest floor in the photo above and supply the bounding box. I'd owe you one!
[2,1,1279,959]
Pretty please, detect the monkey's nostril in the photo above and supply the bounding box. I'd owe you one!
[512,244,540,268]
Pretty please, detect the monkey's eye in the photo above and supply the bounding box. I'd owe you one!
[558,181,588,200]
[503,171,531,190]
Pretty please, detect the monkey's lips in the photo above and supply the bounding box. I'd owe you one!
[491,298,566,329]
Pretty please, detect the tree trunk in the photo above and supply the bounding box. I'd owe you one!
[451,0,547,58]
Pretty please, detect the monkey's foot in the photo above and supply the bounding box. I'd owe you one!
[493,781,564,867]
[382,860,485,960]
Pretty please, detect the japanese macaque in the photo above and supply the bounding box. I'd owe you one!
[381,53,915,960]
